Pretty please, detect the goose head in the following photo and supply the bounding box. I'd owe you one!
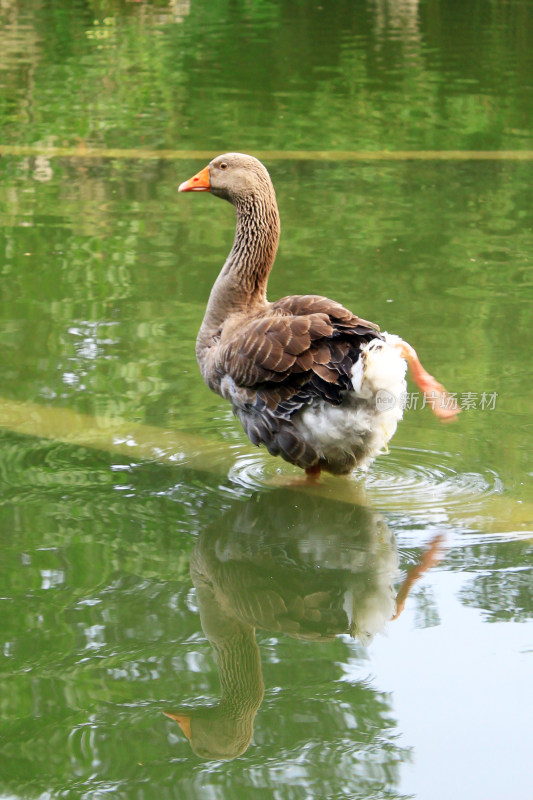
[178,152,275,205]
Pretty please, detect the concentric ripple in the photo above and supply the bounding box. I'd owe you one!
[227,449,287,491]
[364,446,504,517]
[228,445,507,532]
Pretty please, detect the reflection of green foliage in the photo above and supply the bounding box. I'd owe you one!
[0,431,410,799]
[456,540,533,622]
[0,3,532,798]
[0,0,532,151]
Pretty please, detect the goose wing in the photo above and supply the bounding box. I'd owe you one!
[216,294,381,406]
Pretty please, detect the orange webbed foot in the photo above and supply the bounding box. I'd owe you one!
[393,339,460,421]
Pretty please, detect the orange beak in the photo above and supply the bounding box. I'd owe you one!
[163,711,192,740]
[178,165,211,192]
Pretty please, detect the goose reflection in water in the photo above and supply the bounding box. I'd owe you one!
[164,489,440,760]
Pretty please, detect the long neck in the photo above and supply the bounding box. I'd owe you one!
[226,192,280,300]
[199,189,281,337]
[211,626,264,717]
[195,580,264,721]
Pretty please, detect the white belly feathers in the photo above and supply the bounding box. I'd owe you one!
[293,333,407,469]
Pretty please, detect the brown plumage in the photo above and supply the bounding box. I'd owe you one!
[179,153,459,476]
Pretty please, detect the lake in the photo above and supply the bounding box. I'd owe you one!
[0,2,532,799]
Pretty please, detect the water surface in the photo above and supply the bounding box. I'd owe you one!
[1,2,532,799]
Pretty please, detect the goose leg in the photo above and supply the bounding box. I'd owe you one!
[305,464,322,481]
[283,463,323,487]
[393,339,460,420]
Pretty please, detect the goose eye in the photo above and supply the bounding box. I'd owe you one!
[219,162,229,170]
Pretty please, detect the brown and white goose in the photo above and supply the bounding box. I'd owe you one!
[179,153,458,478]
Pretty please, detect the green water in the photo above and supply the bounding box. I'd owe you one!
[1,2,532,799]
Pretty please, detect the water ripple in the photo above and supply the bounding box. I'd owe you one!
[365,446,503,513]
[228,445,505,528]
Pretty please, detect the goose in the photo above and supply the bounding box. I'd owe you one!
[179,153,458,478]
